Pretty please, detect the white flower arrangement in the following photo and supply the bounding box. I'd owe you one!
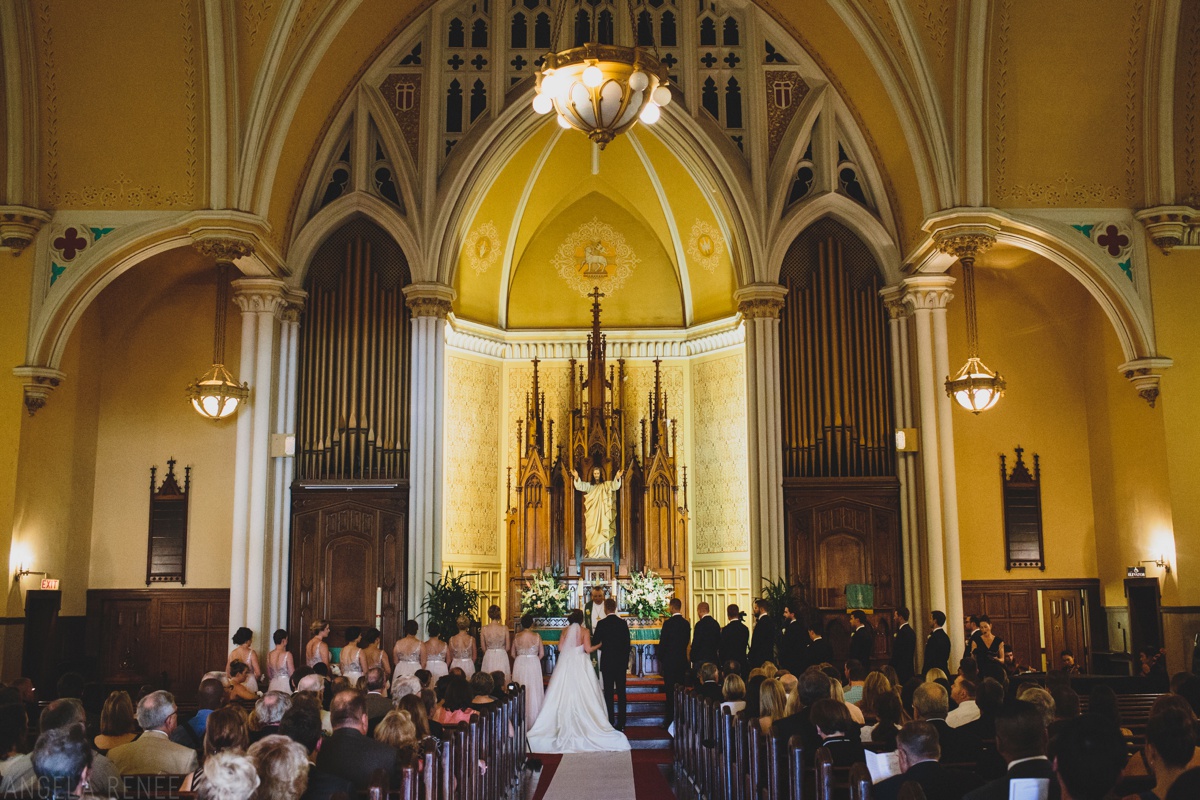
[520,568,570,618]
[623,569,671,621]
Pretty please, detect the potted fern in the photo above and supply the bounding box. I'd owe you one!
[421,567,482,638]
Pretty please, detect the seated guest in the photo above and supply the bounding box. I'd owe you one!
[1017,685,1056,729]
[2,699,123,796]
[94,691,138,754]
[363,668,392,733]
[432,675,477,726]
[469,672,497,711]
[912,682,981,765]
[959,678,1003,741]
[312,690,401,794]
[250,691,291,742]
[862,692,904,750]
[946,678,979,728]
[198,749,259,800]
[810,698,865,767]
[1048,687,1081,741]
[1165,767,1200,800]
[414,670,433,691]
[1052,714,1128,800]
[180,705,250,793]
[774,670,833,756]
[858,671,893,723]
[964,701,1057,800]
[721,674,747,715]
[247,734,309,800]
[958,657,980,685]
[1126,704,1196,800]
[172,679,226,753]
[278,699,323,756]
[698,663,723,703]
[0,702,28,772]
[396,694,432,740]
[374,710,419,763]
[843,660,867,704]
[745,674,766,718]
[1088,684,1133,740]
[32,724,93,800]
[830,677,866,725]
[758,678,787,735]
[874,721,983,800]
[227,662,259,701]
[109,690,199,776]
[391,675,422,705]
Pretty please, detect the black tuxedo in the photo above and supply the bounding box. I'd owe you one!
[718,619,749,672]
[314,727,401,791]
[890,623,917,682]
[777,619,807,674]
[593,614,632,729]
[698,681,723,704]
[963,757,1060,800]
[690,615,721,670]
[873,760,984,800]
[926,719,982,766]
[922,628,951,676]
[658,613,691,724]
[748,614,777,670]
[849,623,874,665]
[804,636,833,669]
[773,707,820,759]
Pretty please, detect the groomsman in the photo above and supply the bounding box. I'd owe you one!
[658,598,690,726]
[848,609,874,666]
[922,610,950,677]
[889,607,917,683]
[718,605,750,673]
[690,602,721,671]
[778,600,807,675]
[805,620,833,668]
[592,599,631,730]
[748,600,777,670]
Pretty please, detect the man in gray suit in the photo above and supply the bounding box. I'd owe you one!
[109,691,199,776]
[0,698,124,796]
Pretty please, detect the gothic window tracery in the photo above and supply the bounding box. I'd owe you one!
[697,5,746,152]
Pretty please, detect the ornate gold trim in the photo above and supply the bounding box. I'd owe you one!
[0,206,51,255]
[12,366,65,416]
[403,282,456,318]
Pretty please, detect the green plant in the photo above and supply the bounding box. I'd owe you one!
[520,568,570,618]
[624,570,671,620]
[760,576,806,623]
[422,567,482,639]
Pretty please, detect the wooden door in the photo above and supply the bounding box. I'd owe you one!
[961,584,1037,671]
[1043,589,1089,672]
[290,488,407,652]
[1125,577,1163,657]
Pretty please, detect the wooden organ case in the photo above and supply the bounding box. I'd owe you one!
[780,220,902,662]
[506,292,688,617]
[289,219,411,652]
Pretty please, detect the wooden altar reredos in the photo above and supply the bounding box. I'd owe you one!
[505,290,688,618]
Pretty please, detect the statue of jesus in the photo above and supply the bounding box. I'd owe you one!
[572,466,623,560]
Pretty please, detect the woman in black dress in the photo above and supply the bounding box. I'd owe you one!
[972,614,1007,681]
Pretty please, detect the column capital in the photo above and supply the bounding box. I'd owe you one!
[279,288,307,323]
[192,235,255,263]
[901,275,955,311]
[0,206,52,256]
[1119,357,1173,408]
[1135,205,1200,255]
[879,285,912,320]
[932,228,997,261]
[734,283,788,319]
[12,366,66,416]
[403,282,456,318]
[232,277,288,314]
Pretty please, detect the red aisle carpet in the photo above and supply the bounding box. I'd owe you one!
[529,745,675,800]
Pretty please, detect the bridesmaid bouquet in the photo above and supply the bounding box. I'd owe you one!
[521,568,570,618]
[623,570,670,621]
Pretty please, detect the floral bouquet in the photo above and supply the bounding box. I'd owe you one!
[623,569,671,621]
[520,568,570,618]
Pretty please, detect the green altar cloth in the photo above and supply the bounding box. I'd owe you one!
[535,623,662,646]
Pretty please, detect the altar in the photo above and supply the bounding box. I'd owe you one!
[533,617,664,677]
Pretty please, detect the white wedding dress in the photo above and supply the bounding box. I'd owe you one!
[526,624,630,754]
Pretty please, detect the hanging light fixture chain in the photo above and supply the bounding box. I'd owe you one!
[961,255,980,359]
[550,0,570,54]
[213,261,230,365]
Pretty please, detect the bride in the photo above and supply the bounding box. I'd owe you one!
[526,609,630,754]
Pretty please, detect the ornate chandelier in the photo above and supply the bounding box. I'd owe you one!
[187,262,248,420]
[532,0,672,152]
[944,247,1005,414]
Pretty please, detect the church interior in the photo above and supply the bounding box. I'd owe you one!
[2,0,1200,797]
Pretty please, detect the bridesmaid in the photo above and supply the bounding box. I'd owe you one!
[340,626,365,684]
[226,628,262,693]
[306,619,331,669]
[424,622,449,679]
[266,630,294,694]
[510,615,545,727]
[228,661,259,700]
[393,620,424,680]
[449,614,477,677]
[359,627,391,677]
[480,605,511,681]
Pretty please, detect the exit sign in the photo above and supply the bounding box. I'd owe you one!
[40,578,59,590]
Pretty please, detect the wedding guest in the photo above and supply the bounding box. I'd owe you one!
[227,628,262,694]
[198,750,259,800]
[862,691,904,750]
[364,668,392,733]
[858,671,893,724]
[721,674,747,715]
[374,710,419,763]
[227,662,258,701]
[691,603,721,671]
[396,694,431,740]
[314,690,403,791]
[247,734,308,800]
[1087,685,1132,739]
[469,673,497,711]
[758,678,788,735]
[31,725,93,800]
[1050,715,1127,800]
[697,663,723,703]
[432,675,477,726]
[947,678,979,728]
[305,620,331,669]
[873,721,983,800]
[843,660,868,704]
[0,703,27,773]
[811,698,865,766]
[391,676,421,705]
[912,682,981,766]
[94,691,138,754]
[1129,703,1196,800]
[172,679,226,753]
[250,692,291,742]
[180,705,249,793]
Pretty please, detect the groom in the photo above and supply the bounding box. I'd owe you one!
[592,598,631,731]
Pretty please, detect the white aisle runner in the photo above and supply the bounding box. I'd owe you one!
[542,751,637,800]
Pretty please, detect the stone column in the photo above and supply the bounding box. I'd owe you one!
[735,283,788,587]
[403,282,455,620]
[269,291,305,633]
[231,277,287,642]
[902,277,955,645]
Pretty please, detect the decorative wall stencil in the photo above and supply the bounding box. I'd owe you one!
[445,356,502,557]
[691,353,749,554]
[765,70,809,162]
[914,0,950,61]
[623,361,685,449]
[1182,1,1200,197]
[463,221,502,274]
[379,72,422,162]
[686,219,725,274]
[242,1,273,46]
[47,224,120,286]
[1071,221,1135,281]
[551,217,640,297]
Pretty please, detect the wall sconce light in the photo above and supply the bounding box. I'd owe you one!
[13,565,46,583]
[1141,556,1171,575]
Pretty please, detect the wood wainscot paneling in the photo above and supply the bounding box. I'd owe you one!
[85,589,229,704]
[961,579,1103,672]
